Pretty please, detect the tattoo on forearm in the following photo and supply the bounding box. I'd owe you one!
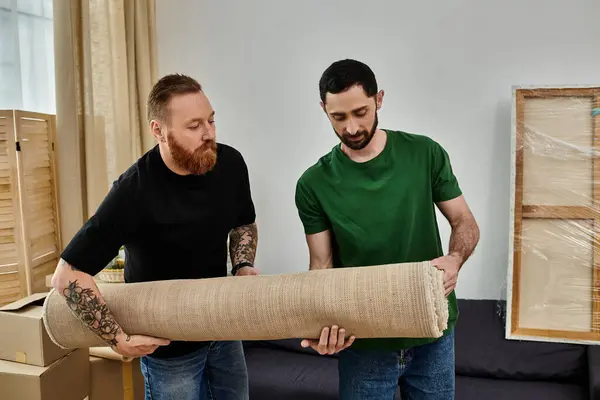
[449,217,480,267]
[62,280,122,346]
[59,258,81,272]
[229,223,258,265]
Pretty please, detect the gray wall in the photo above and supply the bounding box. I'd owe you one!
[156,0,600,299]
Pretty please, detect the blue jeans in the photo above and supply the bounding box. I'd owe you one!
[140,341,249,400]
[339,330,455,400]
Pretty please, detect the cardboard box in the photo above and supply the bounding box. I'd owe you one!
[0,348,89,400]
[89,356,144,400]
[0,292,71,366]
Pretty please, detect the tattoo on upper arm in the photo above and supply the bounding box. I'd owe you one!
[229,223,258,265]
[63,280,121,346]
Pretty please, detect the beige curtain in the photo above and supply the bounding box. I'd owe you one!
[52,0,157,243]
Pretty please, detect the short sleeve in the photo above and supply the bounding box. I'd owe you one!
[233,154,256,228]
[431,141,462,203]
[60,177,141,275]
[295,178,329,235]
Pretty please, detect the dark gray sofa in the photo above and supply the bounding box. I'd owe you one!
[243,299,600,399]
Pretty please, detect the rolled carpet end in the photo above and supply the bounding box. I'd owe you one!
[42,262,448,349]
[42,288,73,350]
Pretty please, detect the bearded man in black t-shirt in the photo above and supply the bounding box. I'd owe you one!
[51,74,259,400]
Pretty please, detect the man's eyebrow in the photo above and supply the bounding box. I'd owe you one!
[186,111,215,124]
[352,106,368,113]
[330,106,368,116]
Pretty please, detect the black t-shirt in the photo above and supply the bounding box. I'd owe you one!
[60,143,256,358]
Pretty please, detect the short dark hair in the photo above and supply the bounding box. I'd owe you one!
[318,59,378,104]
[147,73,202,123]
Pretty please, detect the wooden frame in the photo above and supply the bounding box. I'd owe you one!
[0,110,62,306]
[0,110,28,305]
[507,85,600,344]
[15,111,62,294]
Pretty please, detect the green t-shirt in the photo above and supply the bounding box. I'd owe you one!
[294,129,462,350]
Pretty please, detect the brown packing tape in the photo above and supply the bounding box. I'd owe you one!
[15,352,26,363]
[89,346,133,362]
[122,360,134,400]
[89,356,143,400]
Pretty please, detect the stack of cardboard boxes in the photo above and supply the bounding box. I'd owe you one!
[0,292,144,400]
[0,293,89,400]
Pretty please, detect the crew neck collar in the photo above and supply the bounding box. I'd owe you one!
[333,129,392,167]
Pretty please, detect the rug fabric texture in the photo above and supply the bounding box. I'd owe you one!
[42,262,448,349]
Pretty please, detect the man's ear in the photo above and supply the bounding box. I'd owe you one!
[320,101,326,113]
[150,120,165,143]
[376,90,384,110]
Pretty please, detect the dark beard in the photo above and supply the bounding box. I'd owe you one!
[336,113,378,150]
[168,134,217,175]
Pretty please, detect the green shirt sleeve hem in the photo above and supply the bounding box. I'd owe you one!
[433,186,463,203]
[303,224,329,235]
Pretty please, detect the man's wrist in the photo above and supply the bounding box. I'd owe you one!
[232,262,254,276]
[112,331,129,346]
[449,252,464,266]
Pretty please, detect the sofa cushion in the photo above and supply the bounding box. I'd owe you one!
[456,376,587,400]
[455,300,587,382]
[244,346,339,400]
[588,345,600,399]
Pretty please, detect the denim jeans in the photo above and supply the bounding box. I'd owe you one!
[338,329,455,400]
[140,341,249,400]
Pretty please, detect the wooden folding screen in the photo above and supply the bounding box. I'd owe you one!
[507,86,600,344]
[0,110,61,307]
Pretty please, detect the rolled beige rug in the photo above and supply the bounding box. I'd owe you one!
[42,262,448,349]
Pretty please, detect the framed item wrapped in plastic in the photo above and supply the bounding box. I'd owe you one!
[507,85,600,344]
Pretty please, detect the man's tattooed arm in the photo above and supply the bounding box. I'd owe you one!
[229,222,258,266]
[52,259,127,347]
[62,280,125,345]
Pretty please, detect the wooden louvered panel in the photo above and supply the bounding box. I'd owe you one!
[0,215,12,232]
[0,243,18,269]
[0,110,62,306]
[0,272,22,305]
[0,111,27,307]
[32,258,58,294]
[0,228,14,243]
[14,111,61,288]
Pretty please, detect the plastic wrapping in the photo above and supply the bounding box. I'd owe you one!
[506,85,600,344]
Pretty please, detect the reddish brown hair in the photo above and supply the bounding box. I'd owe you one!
[147,73,202,123]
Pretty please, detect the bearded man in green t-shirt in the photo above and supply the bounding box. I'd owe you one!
[294,59,480,399]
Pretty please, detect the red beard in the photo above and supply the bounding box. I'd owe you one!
[168,135,217,175]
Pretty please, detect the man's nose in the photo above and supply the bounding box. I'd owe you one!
[203,123,215,140]
[346,118,359,135]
